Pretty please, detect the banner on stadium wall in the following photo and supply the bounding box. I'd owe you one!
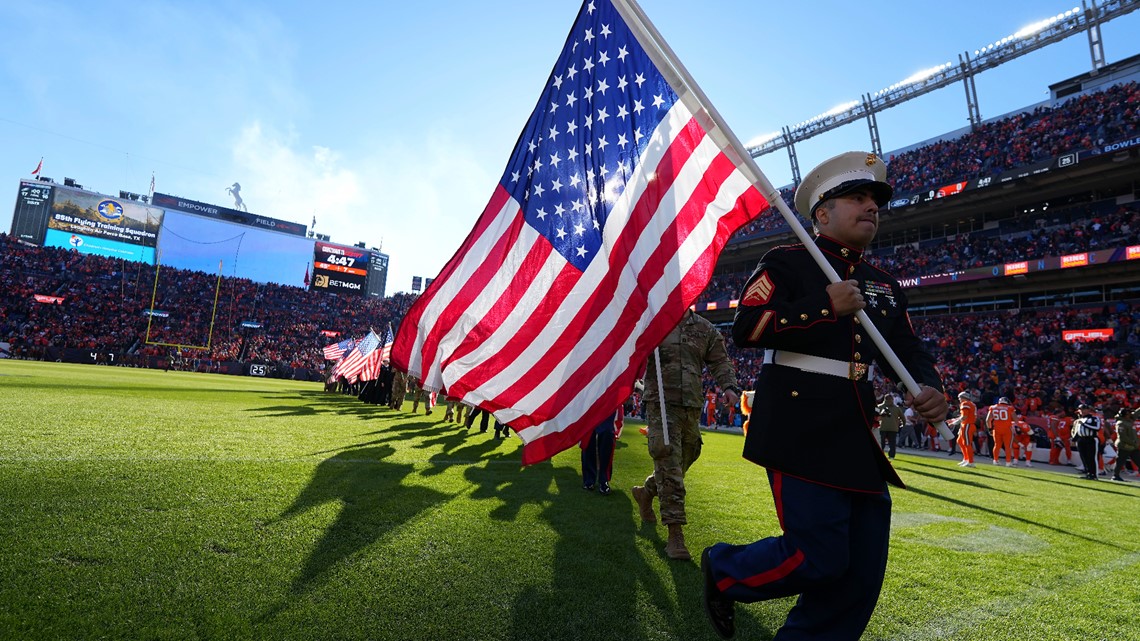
[152,193,308,237]
[896,243,1137,289]
[1063,329,1114,342]
[240,321,263,329]
[33,294,65,304]
[142,309,170,318]
[320,330,340,338]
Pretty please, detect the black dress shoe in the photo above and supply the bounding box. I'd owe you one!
[583,484,594,491]
[701,548,735,639]
[598,482,611,495]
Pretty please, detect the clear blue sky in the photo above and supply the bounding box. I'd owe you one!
[2,1,1138,295]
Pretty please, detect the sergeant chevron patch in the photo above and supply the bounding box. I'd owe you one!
[742,272,774,306]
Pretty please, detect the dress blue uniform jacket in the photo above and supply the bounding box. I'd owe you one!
[732,235,943,492]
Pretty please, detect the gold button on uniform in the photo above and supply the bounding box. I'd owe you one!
[840,248,850,257]
[800,314,808,321]
[854,352,862,361]
[780,318,788,325]
[855,334,862,343]
[791,391,799,398]
[881,309,887,316]
[821,309,830,316]
[853,317,861,325]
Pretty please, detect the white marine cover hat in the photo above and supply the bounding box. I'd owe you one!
[794,151,893,219]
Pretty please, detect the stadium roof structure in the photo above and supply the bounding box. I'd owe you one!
[746,0,1140,183]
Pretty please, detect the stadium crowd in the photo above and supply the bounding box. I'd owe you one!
[0,233,414,371]
[697,199,1140,307]
[727,80,1139,240]
[885,81,1139,195]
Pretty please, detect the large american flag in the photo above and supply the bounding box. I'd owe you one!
[335,330,381,383]
[392,0,766,464]
[360,325,395,382]
[322,337,355,361]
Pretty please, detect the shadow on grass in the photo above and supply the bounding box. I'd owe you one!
[259,443,452,621]
[904,485,1125,549]
[901,466,1025,496]
[461,459,773,640]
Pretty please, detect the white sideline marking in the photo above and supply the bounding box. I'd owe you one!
[889,551,1140,641]
[892,512,1048,554]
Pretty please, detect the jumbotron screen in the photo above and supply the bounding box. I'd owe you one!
[44,185,164,262]
[158,209,313,288]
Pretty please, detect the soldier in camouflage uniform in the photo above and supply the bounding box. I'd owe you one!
[411,378,434,415]
[1111,408,1138,481]
[443,393,466,424]
[390,369,407,410]
[632,309,740,561]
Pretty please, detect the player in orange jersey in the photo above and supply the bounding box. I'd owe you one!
[986,397,1016,466]
[1012,414,1035,467]
[1047,411,1074,466]
[950,392,977,467]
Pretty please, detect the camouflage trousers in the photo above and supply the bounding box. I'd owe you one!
[643,403,702,525]
[390,374,407,410]
[444,399,465,423]
[412,388,433,414]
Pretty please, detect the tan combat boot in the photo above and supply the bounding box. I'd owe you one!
[665,523,691,560]
[631,486,657,524]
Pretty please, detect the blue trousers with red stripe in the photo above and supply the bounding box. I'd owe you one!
[705,471,891,641]
[581,428,615,487]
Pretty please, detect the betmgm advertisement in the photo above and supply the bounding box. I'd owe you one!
[45,185,163,262]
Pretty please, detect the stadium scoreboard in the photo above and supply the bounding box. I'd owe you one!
[10,180,53,244]
[309,242,389,297]
[312,241,370,295]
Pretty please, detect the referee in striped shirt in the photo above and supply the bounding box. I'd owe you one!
[1072,403,1102,480]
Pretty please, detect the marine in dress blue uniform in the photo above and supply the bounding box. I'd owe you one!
[699,152,948,640]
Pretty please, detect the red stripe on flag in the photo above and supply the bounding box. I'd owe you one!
[414,207,528,387]
[444,244,576,400]
[392,187,512,373]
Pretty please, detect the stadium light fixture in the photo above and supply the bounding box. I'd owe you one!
[1013,17,1056,39]
[898,62,953,87]
[820,100,859,118]
[746,131,781,147]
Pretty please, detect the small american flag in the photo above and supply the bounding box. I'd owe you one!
[322,338,355,361]
[360,325,395,382]
[392,0,765,463]
[335,331,380,382]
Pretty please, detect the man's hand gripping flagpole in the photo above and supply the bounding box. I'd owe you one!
[613,0,954,445]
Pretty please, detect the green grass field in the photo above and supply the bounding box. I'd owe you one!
[1,360,1138,641]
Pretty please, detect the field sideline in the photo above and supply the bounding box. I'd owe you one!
[1,360,1137,641]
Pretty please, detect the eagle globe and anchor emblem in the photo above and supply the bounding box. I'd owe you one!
[96,199,125,223]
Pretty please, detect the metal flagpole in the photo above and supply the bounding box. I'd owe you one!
[612,0,954,442]
[653,347,670,447]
